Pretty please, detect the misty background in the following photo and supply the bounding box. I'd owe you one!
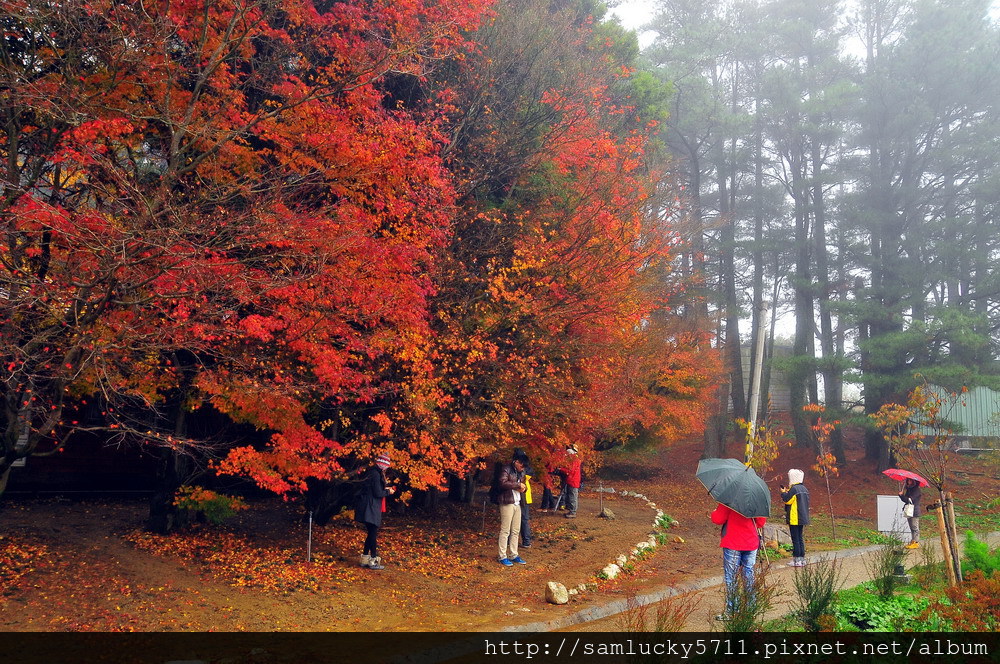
[602,0,1000,465]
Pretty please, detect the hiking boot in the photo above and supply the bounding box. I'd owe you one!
[564,512,576,519]
[368,556,385,570]
[499,558,514,567]
[511,556,527,564]
[360,554,371,568]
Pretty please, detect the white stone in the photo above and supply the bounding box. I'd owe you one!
[545,581,570,605]
[601,563,621,579]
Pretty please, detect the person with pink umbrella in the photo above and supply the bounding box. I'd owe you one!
[883,468,927,549]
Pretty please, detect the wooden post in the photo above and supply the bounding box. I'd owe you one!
[945,492,963,582]
[931,498,958,587]
[307,510,313,563]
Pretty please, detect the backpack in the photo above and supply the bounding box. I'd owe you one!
[488,461,504,505]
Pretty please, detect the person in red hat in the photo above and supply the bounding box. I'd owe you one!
[355,452,395,569]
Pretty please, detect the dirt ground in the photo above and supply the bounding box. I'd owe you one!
[2,431,998,633]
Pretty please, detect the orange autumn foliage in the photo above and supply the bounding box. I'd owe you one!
[1,0,719,501]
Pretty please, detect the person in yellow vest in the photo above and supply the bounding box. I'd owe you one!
[513,449,533,548]
[780,468,811,567]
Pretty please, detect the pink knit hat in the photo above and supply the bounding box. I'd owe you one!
[375,453,391,470]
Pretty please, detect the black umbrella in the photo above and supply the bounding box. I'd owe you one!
[696,458,771,518]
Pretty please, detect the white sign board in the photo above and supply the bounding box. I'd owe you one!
[877,494,908,540]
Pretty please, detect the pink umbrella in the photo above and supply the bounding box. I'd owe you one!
[882,468,929,486]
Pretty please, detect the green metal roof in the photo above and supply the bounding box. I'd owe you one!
[914,386,1000,440]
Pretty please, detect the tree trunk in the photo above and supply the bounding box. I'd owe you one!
[789,164,814,450]
[702,382,730,459]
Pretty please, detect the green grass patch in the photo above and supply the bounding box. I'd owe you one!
[806,518,901,550]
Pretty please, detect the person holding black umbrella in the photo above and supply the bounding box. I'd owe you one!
[711,503,767,619]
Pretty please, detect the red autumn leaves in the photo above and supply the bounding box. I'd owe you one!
[1,0,719,497]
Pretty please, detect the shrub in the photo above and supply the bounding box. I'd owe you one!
[863,538,905,598]
[792,556,844,632]
[834,585,930,631]
[911,543,941,586]
[922,570,1000,631]
[617,592,701,633]
[174,485,247,525]
[961,530,1000,577]
[656,514,678,529]
[718,566,780,633]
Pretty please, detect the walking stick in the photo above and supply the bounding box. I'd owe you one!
[756,525,770,572]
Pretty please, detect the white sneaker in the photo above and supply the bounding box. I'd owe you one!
[360,554,371,568]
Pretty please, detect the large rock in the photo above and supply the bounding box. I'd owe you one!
[545,581,570,605]
[601,563,621,579]
[762,524,791,546]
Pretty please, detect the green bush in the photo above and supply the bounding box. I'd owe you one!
[863,538,905,598]
[174,485,247,525]
[792,556,844,632]
[962,530,1000,577]
[833,586,931,631]
[656,514,678,529]
[718,568,780,633]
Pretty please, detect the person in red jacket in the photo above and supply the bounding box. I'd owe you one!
[559,445,582,518]
[711,503,766,618]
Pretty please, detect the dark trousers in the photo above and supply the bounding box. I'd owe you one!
[363,522,379,557]
[520,502,532,544]
[540,487,556,510]
[790,524,805,558]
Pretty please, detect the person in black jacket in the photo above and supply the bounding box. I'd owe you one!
[355,452,395,570]
[780,468,810,567]
[899,478,922,549]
